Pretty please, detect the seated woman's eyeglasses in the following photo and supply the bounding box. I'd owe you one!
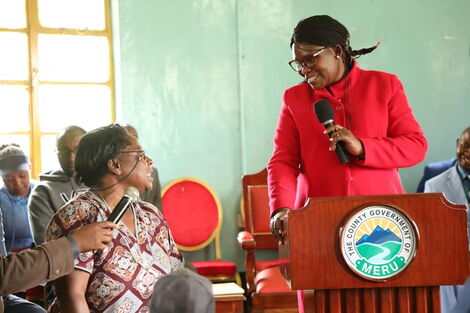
[119,150,147,161]
[288,47,327,72]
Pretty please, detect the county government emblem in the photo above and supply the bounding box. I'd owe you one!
[340,205,417,281]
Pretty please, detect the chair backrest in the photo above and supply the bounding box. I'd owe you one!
[242,168,277,249]
[162,177,223,259]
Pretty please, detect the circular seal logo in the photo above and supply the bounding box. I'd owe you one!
[340,205,417,281]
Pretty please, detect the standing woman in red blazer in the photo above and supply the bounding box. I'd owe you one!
[268,15,428,313]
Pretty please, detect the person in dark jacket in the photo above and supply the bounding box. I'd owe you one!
[29,125,87,245]
[0,207,116,313]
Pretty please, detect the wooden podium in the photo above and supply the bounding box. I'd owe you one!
[279,193,470,313]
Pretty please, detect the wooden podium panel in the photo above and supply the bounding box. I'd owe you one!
[303,287,440,313]
[280,193,469,312]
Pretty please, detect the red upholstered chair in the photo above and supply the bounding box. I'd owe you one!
[162,177,240,285]
[237,169,313,313]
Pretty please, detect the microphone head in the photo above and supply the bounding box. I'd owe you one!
[125,187,140,201]
[314,99,334,123]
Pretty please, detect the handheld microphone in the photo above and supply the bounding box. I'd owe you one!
[107,187,140,224]
[314,99,350,164]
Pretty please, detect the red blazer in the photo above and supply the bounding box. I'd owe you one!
[268,62,428,214]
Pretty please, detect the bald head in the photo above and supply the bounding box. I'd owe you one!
[460,127,470,138]
[56,126,86,145]
[119,122,139,139]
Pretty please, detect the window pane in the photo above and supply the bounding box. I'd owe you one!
[0,135,31,160]
[0,0,26,29]
[38,34,109,82]
[0,85,30,132]
[38,84,112,132]
[41,135,59,173]
[0,32,29,80]
[38,0,105,30]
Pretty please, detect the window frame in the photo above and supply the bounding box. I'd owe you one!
[0,0,116,178]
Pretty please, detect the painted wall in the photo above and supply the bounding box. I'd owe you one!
[115,0,470,267]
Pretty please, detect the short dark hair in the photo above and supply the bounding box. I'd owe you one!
[290,15,379,70]
[56,125,86,147]
[75,123,131,187]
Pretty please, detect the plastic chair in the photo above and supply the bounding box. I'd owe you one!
[162,177,240,285]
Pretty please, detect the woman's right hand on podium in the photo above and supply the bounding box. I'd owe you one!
[270,208,290,241]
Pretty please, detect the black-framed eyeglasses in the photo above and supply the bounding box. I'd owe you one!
[288,47,327,72]
[118,150,146,161]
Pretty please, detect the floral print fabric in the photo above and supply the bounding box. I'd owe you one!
[46,191,183,313]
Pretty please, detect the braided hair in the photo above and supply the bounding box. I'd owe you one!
[290,15,380,71]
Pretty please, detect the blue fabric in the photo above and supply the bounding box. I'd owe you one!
[416,157,457,192]
[442,284,467,313]
[66,234,80,260]
[1,183,44,313]
[450,277,470,313]
[3,294,46,313]
[425,165,470,313]
[0,182,36,253]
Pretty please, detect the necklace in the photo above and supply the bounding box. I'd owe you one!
[92,191,159,275]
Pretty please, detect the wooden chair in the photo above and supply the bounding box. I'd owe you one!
[238,168,311,313]
[162,177,240,285]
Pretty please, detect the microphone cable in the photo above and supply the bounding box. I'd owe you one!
[90,156,142,192]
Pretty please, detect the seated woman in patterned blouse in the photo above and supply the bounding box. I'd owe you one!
[46,124,184,313]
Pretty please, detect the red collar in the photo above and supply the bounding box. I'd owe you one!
[313,61,360,98]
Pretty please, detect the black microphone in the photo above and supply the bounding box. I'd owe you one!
[107,187,140,224]
[314,99,350,164]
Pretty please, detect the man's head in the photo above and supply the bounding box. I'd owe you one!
[56,125,86,177]
[456,126,470,171]
[119,122,139,139]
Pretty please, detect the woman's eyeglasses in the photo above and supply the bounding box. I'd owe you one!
[118,150,147,161]
[288,47,327,72]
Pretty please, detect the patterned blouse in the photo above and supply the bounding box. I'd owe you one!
[46,191,184,313]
